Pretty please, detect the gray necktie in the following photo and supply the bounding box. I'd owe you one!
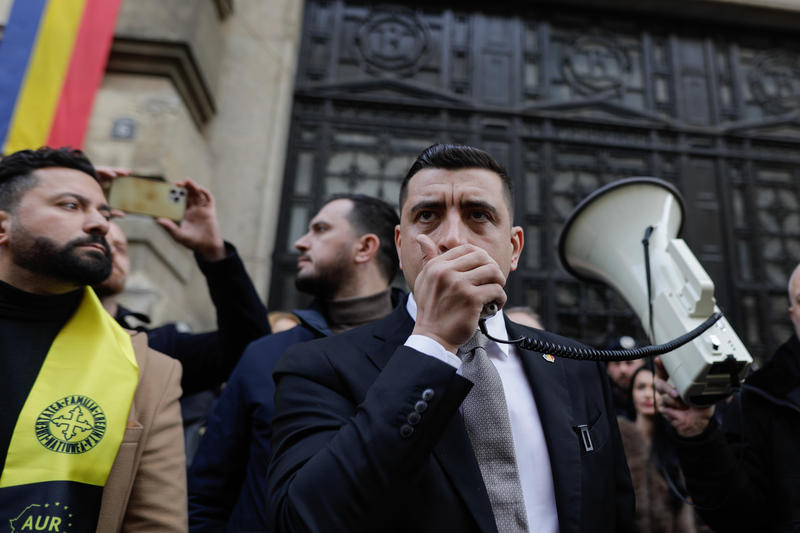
[458,330,529,533]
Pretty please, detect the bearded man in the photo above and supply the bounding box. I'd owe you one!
[188,193,401,532]
[0,147,186,532]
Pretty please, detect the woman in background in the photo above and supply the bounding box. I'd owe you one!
[617,364,696,533]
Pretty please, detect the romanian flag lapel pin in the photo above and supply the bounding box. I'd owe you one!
[542,353,555,363]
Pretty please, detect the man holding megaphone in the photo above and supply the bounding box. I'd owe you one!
[654,263,800,532]
[266,143,635,533]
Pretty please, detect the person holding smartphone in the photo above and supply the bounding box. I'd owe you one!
[94,171,270,462]
[0,147,186,531]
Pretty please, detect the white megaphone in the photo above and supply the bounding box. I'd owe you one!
[558,177,752,406]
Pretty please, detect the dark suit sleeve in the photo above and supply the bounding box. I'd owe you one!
[150,243,270,395]
[195,242,270,361]
[671,402,770,531]
[268,342,471,533]
[187,342,260,531]
[146,328,218,395]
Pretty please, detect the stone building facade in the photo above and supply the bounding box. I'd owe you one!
[1,0,303,331]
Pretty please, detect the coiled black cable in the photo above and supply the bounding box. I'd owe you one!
[478,311,722,362]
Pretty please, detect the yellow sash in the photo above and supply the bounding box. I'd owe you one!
[0,287,139,488]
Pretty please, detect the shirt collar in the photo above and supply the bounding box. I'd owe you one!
[407,293,510,359]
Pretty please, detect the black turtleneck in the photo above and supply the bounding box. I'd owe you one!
[324,288,394,334]
[0,280,83,472]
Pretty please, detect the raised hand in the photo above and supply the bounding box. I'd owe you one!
[156,178,226,261]
[411,234,506,353]
[654,357,714,437]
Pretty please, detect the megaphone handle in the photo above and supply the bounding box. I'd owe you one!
[481,302,499,319]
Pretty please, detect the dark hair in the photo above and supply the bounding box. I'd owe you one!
[625,361,655,420]
[399,144,514,217]
[0,147,98,212]
[323,193,400,282]
[626,361,687,508]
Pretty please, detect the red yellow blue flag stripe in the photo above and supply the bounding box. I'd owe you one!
[0,0,122,154]
[0,0,47,148]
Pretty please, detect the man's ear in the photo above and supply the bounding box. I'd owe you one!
[0,211,11,247]
[354,233,380,265]
[508,225,524,272]
[394,225,402,271]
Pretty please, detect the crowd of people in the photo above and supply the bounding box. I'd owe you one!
[0,144,797,532]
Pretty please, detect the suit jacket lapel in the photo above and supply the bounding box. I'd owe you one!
[366,299,497,532]
[364,301,415,371]
[508,320,582,531]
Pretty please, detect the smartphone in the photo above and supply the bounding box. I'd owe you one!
[107,176,187,221]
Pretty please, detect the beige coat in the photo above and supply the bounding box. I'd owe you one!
[96,332,188,532]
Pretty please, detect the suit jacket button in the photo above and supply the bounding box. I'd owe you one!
[400,424,414,438]
[422,388,435,401]
[407,412,421,425]
[414,400,428,413]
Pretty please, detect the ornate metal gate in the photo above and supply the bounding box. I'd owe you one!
[271,1,800,362]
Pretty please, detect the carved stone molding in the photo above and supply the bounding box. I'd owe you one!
[106,38,216,127]
[354,7,431,77]
[748,52,800,115]
[562,35,629,97]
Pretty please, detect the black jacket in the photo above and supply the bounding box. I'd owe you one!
[673,334,800,532]
[268,298,636,533]
[189,289,406,532]
[188,306,330,532]
[115,242,269,395]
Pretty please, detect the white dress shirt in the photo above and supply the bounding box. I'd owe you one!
[404,294,559,533]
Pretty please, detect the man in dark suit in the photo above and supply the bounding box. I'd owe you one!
[268,144,636,533]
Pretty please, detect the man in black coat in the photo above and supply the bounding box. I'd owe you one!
[656,263,800,532]
[268,144,636,533]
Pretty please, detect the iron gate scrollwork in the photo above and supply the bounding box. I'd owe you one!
[272,0,800,363]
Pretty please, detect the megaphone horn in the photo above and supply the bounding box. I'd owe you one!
[558,177,752,407]
[559,177,684,336]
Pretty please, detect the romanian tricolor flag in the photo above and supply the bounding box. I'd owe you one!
[0,0,122,154]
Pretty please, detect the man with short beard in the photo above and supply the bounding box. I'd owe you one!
[188,194,402,532]
[0,147,186,531]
